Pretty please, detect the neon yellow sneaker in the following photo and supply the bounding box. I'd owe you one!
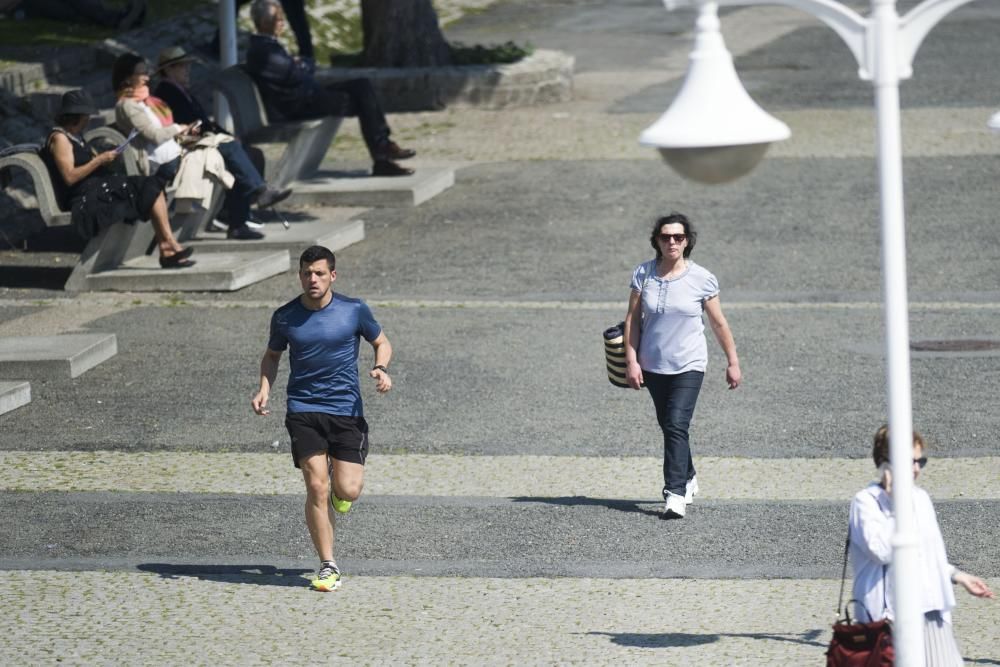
[330,490,352,514]
[310,563,341,592]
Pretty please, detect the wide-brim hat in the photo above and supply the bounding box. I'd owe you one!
[156,46,198,72]
[57,89,97,116]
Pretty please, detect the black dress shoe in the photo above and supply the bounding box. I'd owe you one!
[372,160,414,177]
[254,186,293,209]
[384,141,416,161]
[227,226,266,240]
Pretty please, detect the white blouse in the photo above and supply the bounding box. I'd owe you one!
[848,482,957,623]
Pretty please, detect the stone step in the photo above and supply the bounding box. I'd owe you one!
[83,250,290,292]
[0,47,101,98]
[23,72,116,125]
[0,381,31,416]
[0,334,117,380]
[186,218,365,254]
[283,165,456,208]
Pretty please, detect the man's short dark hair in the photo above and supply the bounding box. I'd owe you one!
[299,245,336,271]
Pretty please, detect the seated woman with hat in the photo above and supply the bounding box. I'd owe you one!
[42,89,195,269]
[153,46,289,235]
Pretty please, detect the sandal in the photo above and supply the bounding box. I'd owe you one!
[159,253,196,269]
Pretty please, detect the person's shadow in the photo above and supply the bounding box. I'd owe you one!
[586,629,827,649]
[510,496,663,518]
[586,631,1000,664]
[137,563,312,588]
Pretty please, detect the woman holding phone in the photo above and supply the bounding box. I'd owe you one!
[849,425,994,664]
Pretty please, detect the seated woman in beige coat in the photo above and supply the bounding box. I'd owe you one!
[111,52,276,240]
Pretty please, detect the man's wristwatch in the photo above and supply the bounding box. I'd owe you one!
[372,365,389,373]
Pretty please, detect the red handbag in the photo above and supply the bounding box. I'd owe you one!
[826,534,895,666]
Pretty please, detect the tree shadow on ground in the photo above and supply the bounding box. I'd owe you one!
[510,496,662,518]
[137,563,313,589]
[586,628,827,649]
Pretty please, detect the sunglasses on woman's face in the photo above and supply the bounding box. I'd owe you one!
[658,233,687,243]
[914,457,928,469]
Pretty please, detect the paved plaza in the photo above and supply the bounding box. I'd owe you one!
[2,0,1000,664]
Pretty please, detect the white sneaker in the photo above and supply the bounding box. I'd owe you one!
[207,218,229,232]
[245,219,265,230]
[685,476,699,505]
[663,491,686,519]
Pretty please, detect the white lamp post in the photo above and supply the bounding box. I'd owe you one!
[213,0,239,132]
[645,0,993,663]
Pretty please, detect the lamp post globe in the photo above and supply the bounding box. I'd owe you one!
[989,110,1000,133]
[639,1,790,183]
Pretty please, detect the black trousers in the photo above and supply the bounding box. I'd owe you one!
[308,79,391,160]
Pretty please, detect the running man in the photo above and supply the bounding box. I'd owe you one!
[252,245,392,591]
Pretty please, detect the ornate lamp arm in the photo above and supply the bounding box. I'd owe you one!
[899,0,983,78]
[664,0,990,81]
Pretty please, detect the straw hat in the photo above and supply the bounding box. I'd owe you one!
[156,46,198,72]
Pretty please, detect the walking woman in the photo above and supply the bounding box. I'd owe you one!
[623,212,741,519]
[42,89,194,269]
[850,426,994,665]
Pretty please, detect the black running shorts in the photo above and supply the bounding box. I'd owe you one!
[285,412,370,467]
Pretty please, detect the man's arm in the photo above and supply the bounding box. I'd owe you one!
[368,332,392,394]
[252,348,283,415]
[248,37,309,88]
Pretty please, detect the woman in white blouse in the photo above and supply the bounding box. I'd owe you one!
[849,426,994,665]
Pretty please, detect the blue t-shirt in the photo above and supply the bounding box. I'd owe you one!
[630,259,719,374]
[267,293,383,416]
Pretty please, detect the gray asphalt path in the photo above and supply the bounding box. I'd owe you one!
[3,493,997,578]
[3,302,999,456]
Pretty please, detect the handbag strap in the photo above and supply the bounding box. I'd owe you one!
[837,525,888,625]
[836,529,852,623]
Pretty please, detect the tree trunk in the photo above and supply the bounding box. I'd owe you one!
[360,0,453,67]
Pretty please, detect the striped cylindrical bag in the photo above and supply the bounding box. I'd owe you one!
[603,321,629,387]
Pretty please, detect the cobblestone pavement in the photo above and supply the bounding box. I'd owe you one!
[1,451,997,499]
[1,574,997,665]
[3,0,1000,665]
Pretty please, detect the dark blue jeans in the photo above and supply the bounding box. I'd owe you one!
[644,370,704,498]
[217,140,265,228]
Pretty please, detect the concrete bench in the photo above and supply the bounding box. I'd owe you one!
[0,380,31,416]
[215,65,342,190]
[0,147,157,292]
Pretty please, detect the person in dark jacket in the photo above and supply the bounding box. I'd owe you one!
[245,0,416,177]
[152,46,290,236]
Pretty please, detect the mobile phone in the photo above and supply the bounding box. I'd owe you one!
[188,120,202,133]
